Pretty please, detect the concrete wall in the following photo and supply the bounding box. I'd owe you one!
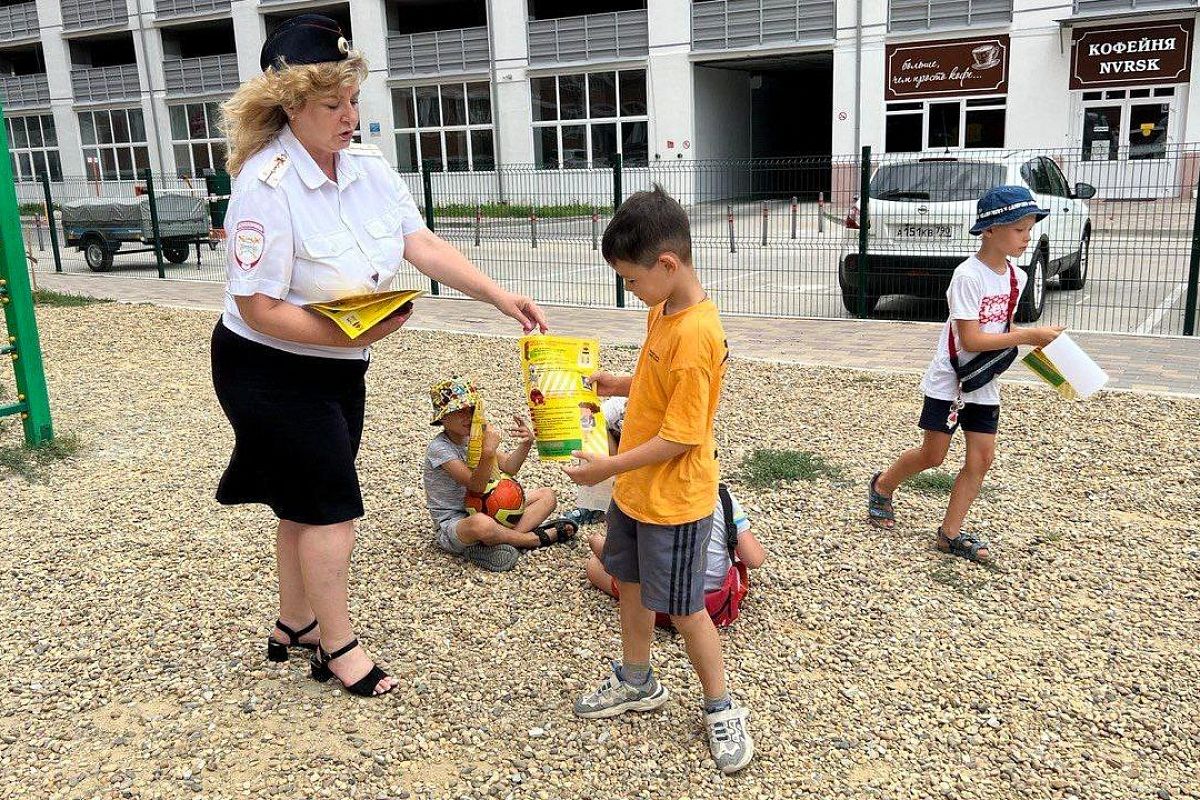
[693,65,751,160]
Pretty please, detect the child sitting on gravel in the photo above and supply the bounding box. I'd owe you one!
[424,377,577,572]
[577,397,765,624]
[867,186,1065,563]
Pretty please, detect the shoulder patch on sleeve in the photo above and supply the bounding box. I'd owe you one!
[346,143,385,158]
[233,220,266,271]
[257,153,291,188]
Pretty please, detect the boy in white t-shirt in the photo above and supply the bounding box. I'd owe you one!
[867,185,1065,563]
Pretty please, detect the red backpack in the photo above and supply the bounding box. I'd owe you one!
[654,484,750,629]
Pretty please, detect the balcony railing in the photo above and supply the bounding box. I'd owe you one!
[387,26,490,77]
[889,0,1011,30]
[155,0,231,19]
[72,64,141,103]
[1073,0,1197,13]
[61,0,128,30]
[528,10,648,65]
[0,73,51,109]
[163,53,240,96]
[693,0,836,50]
[0,1,39,43]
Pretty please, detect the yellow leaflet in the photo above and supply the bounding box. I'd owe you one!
[306,289,423,340]
[519,335,607,462]
[466,398,486,469]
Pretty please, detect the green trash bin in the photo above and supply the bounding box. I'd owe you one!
[204,170,231,231]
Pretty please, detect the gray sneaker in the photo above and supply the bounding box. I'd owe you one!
[573,663,669,719]
[705,702,753,774]
[462,543,520,572]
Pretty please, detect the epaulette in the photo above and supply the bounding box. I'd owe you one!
[346,142,385,158]
[257,153,291,188]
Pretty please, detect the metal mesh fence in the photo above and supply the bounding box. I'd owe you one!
[20,147,1200,336]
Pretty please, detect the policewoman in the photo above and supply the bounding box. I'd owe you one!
[212,15,547,697]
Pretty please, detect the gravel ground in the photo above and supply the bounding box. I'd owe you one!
[0,303,1197,800]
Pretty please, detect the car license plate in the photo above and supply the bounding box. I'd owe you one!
[892,224,953,239]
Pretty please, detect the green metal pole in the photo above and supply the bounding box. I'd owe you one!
[612,153,625,308]
[1183,179,1200,336]
[40,172,62,274]
[857,146,872,319]
[421,164,440,296]
[142,169,166,279]
[0,100,54,445]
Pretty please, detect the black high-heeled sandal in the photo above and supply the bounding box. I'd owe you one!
[310,639,394,697]
[266,619,318,663]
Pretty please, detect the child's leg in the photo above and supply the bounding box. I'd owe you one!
[510,487,557,534]
[876,429,953,497]
[941,430,995,544]
[455,513,546,550]
[615,578,656,668]
[586,555,617,596]
[588,532,606,557]
[670,610,726,700]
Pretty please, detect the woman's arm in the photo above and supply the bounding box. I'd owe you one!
[235,294,411,347]
[403,229,547,332]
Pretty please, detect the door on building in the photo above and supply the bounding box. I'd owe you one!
[1074,86,1184,199]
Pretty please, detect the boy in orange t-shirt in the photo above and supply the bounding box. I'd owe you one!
[564,186,752,775]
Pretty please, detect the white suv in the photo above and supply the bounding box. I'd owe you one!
[840,152,1095,321]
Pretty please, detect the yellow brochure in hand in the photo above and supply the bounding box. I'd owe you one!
[519,335,608,462]
[306,289,424,340]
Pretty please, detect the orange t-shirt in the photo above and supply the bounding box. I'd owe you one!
[613,299,728,525]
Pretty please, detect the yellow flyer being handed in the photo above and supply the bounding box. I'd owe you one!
[519,335,608,462]
[306,289,423,340]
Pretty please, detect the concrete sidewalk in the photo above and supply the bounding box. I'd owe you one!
[34,272,1200,397]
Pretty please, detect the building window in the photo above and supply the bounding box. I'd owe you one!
[393,82,494,173]
[5,115,63,183]
[171,102,228,177]
[531,69,648,169]
[78,108,150,181]
[885,97,1005,152]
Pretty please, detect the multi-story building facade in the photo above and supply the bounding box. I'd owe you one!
[2,0,1198,195]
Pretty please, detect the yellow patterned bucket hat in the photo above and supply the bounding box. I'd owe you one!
[429,377,480,425]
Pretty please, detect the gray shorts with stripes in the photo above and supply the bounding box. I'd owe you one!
[602,501,714,617]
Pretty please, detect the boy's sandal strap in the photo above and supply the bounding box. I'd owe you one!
[275,618,318,645]
[867,472,895,524]
[938,531,990,562]
[533,527,553,547]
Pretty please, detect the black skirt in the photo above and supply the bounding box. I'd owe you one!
[210,320,369,525]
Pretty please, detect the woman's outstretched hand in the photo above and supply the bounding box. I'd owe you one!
[496,292,549,333]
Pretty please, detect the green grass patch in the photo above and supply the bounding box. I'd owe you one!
[32,289,110,308]
[741,449,840,487]
[904,469,993,498]
[0,433,82,481]
[436,202,597,219]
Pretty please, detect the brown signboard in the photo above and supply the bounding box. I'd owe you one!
[1070,19,1193,89]
[886,36,1009,101]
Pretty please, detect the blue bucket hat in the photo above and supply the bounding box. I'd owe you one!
[969,185,1050,236]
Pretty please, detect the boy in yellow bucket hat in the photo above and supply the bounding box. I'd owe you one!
[423,377,577,571]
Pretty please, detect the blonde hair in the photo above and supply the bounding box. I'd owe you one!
[220,54,369,175]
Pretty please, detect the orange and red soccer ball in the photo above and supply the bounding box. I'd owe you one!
[466,476,526,528]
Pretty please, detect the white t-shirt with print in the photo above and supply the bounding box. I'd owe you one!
[221,126,426,360]
[704,490,751,592]
[921,255,1027,407]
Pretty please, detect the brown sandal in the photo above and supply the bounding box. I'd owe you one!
[936,528,991,563]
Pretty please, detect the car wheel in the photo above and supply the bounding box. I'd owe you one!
[83,236,112,272]
[1016,248,1047,323]
[840,286,880,317]
[162,242,190,264]
[1059,227,1090,291]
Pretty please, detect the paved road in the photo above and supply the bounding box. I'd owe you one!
[27,271,1200,398]
[19,204,1199,336]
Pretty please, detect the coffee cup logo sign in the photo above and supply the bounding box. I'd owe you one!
[1070,20,1193,89]
[886,37,1010,101]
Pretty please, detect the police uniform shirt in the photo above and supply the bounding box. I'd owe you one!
[221,125,426,360]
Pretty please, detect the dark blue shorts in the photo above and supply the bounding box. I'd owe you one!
[602,502,713,617]
[918,396,1000,436]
